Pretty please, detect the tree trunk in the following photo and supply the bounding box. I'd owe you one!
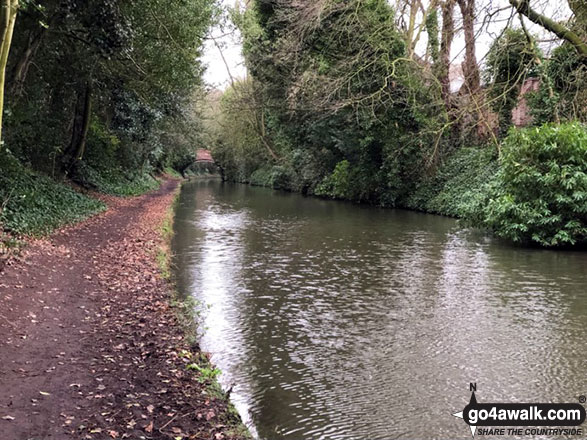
[64,82,92,172]
[438,0,455,112]
[457,0,480,95]
[10,26,45,97]
[511,0,587,56]
[0,0,18,145]
[406,0,420,58]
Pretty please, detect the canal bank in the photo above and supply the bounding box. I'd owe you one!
[0,178,249,440]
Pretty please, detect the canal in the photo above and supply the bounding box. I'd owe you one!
[172,179,587,440]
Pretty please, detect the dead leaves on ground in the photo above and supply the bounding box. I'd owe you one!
[64,185,245,440]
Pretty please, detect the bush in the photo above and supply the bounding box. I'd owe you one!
[472,123,587,246]
[404,147,499,217]
[0,155,105,236]
[248,165,296,190]
[269,165,294,190]
[248,167,272,187]
[315,160,354,199]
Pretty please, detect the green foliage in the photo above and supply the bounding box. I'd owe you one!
[74,162,160,197]
[186,362,221,383]
[83,119,122,171]
[3,0,215,205]
[163,167,183,178]
[528,44,587,124]
[210,79,271,183]
[211,1,587,249]
[485,28,540,134]
[471,123,587,246]
[315,160,356,200]
[0,0,216,236]
[0,154,105,236]
[405,147,499,218]
[249,167,273,187]
[248,165,296,190]
[526,73,560,126]
[216,0,444,204]
[426,9,440,65]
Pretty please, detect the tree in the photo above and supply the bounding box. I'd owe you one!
[485,28,539,133]
[438,0,455,112]
[216,0,447,201]
[457,0,480,95]
[3,0,215,181]
[0,0,18,144]
[509,0,587,56]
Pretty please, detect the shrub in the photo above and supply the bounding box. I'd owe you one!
[269,165,294,190]
[473,123,587,246]
[405,147,499,217]
[249,167,274,187]
[315,160,353,199]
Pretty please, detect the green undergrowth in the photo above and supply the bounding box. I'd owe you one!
[163,167,183,179]
[249,165,295,190]
[0,154,105,236]
[157,186,251,438]
[404,147,499,218]
[74,162,160,196]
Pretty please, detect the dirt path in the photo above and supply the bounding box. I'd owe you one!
[0,179,247,440]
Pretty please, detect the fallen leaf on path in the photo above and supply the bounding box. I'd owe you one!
[39,391,50,396]
[2,415,15,421]
[145,421,153,433]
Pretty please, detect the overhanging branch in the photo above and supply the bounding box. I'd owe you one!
[509,0,587,56]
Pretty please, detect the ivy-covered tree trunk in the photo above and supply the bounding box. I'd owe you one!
[0,0,18,144]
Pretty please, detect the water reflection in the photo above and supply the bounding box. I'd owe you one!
[172,180,587,440]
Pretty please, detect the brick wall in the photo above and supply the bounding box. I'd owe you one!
[512,77,540,127]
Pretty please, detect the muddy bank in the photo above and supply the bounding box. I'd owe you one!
[0,179,249,440]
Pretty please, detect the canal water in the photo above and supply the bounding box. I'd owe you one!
[171,179,587,440]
